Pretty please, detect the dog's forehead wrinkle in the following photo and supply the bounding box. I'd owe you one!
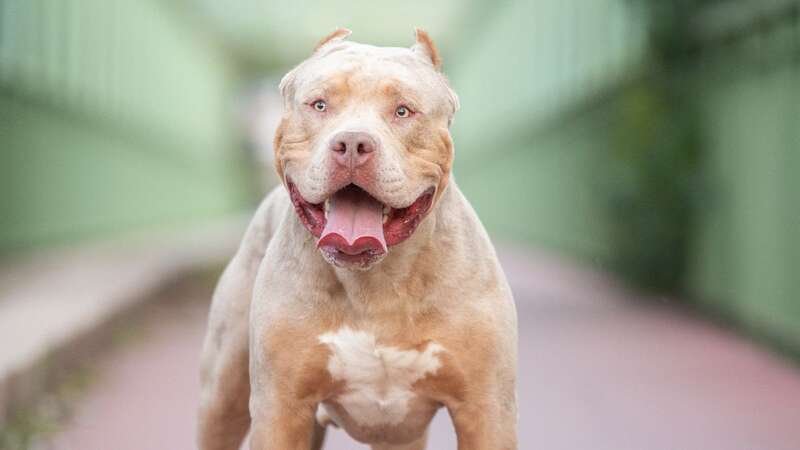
[296,43,437,94]
[302,67,421,97]
[318,41,420,62]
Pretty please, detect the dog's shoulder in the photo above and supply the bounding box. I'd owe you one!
[232,185,292,270]
[256,184,292,236]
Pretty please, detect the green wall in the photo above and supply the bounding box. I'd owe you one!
[450,0,800,355]
[688,42,800,350]
[0,0,252,252]
[0,0,796,354]
[456,107,617,260]
[450,0,647,260]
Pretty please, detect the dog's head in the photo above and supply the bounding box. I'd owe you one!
[275,29,459,270]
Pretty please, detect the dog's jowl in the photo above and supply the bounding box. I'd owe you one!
[198,28,518,450]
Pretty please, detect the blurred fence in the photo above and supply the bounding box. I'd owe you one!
[451,0,649,259]
[0,0,798,355]
[0,0,252,252]
[450,0,800,356]
[682,0,800,355]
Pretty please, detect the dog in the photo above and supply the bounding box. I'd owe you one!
[198,29,518,450]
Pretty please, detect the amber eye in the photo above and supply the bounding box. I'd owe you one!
[312,100,327,112]
[395,105,411,118]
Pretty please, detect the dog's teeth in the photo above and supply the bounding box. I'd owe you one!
[324,199,331,217]
[382,205,390,224]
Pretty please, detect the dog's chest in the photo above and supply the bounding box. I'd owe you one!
[318,327,444,427]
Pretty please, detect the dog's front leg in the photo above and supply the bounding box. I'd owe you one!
[446,375,518,450]
[247,319,332,450]
[448,400,517,450]
[197,252,258,450]
[248,397,320,450]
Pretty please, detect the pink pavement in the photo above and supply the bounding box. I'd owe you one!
[49,247,800,450]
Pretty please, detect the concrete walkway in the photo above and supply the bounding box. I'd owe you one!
[46,247,800,450]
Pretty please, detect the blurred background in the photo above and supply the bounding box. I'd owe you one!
[1,0,799,449]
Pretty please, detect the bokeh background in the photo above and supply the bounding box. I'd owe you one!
[1,1,799,449]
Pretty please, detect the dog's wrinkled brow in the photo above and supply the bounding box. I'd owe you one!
[296,72,351,100]
[300,70,425,107]
[379,80,424,110]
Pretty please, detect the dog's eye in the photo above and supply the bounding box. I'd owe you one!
[312,100,327,112]
[395,105,412,118]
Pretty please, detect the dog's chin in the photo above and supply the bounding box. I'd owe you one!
[318,246,387,271]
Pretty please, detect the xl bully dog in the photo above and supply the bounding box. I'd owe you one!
[198,29,518,450]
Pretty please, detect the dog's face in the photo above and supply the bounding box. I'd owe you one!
[275,29,459,270]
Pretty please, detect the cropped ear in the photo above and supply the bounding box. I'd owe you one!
[411,28,442,70]
[279,29,351,108]
[314,28,352,52]
[278,68,296,106]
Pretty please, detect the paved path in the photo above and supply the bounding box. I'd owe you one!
[48,248,800,450]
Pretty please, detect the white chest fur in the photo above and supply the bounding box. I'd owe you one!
[318,327,444,427]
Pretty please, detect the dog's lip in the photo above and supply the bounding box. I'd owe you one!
[288,182,326,237]
[287,180,435,247]
[382,187,434,247]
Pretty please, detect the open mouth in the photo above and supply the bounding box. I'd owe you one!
[288,182,434,266]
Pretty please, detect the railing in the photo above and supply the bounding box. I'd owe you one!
[0,0,236,156]
[0,0,251,252]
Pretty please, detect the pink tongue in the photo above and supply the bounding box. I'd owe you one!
[318,186,387,255]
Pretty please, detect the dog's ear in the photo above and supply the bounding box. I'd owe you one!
[314,28,352,53]
[279,29,351,108]
[411,28,442,70]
